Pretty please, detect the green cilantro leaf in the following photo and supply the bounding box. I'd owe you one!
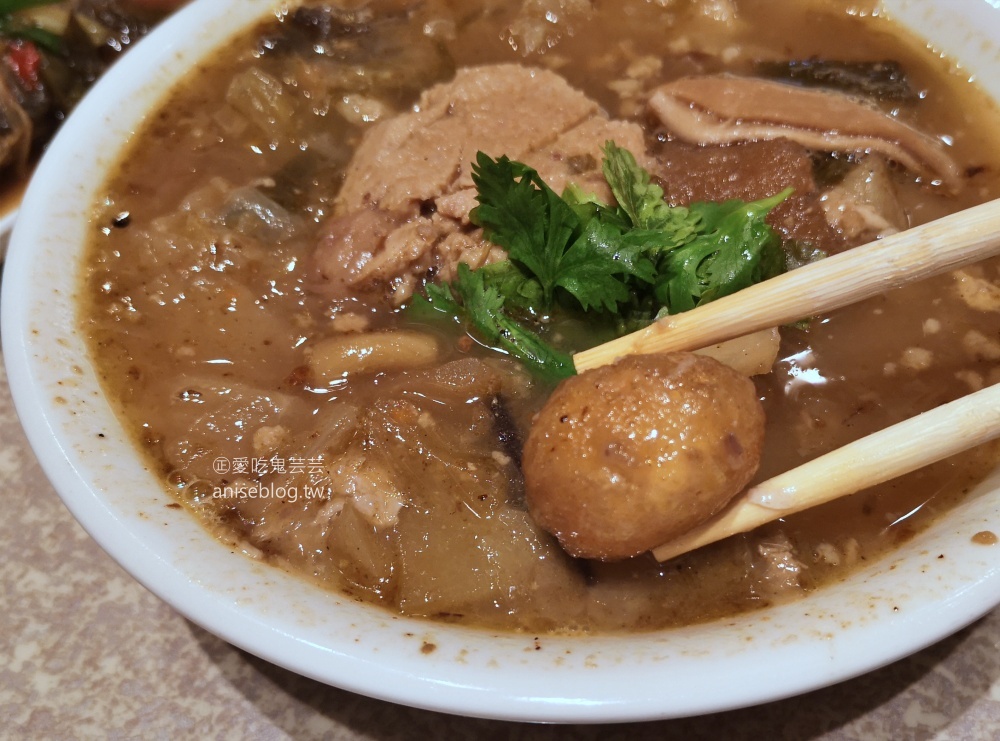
[415,264,575,383]
[471,151,653,313]
[471,153,575,306]
[655,188,793,311]
[476,259,545,316]
[413,144,795,380]
[601,140,702,247]
[557,218,655,311]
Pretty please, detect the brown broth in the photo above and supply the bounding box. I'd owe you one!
[80,0,1000,633]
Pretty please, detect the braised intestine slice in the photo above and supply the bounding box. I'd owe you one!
[648,74,962,191]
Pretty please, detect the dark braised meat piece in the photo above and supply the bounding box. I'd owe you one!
[651,138,847,255]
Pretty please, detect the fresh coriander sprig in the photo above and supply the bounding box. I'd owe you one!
[411,142,796,380]
[655,188,793,312]
[415,264,575,382]
[601,140,701,243]
[470,152,654,313]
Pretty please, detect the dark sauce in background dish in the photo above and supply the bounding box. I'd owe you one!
[0,0,184,221]
[81,0,1000,633]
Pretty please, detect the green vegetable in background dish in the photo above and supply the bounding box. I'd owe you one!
[0,1,180,178]
[0,1,63,53]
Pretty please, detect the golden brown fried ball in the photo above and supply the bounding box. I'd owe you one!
[523,352,765,561]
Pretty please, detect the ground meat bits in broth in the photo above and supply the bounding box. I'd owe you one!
[81,0,1000,633]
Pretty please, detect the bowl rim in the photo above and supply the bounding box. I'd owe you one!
[3,0,1000,723]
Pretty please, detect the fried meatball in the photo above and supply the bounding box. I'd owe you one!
[523,352,765,561]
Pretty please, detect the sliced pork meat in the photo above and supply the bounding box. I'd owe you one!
[310,208,405,301]
[312,65,945,306]
[336,64,601,214]
[313,64,655,305]
[531,116,651,204]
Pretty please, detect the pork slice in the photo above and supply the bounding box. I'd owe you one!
[434,188,478,224]
[432,231,507,284]
[653,139,846,254]
[433,118,651,222]
[318,64,661,304]
[310,208,407,301]
[358,215,450,285]
[336,64,599,215]
[310,209,452,306]
[533,118,652,203]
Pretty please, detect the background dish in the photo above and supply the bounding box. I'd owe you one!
[3,0,1000,722]
[0,0,184,258]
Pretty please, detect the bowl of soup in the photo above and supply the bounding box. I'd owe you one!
[4,0,1000,722]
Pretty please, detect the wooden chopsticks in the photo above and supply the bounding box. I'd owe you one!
[652,386,1000,561]
[569,198,1000,560]
[575,198,1000,372]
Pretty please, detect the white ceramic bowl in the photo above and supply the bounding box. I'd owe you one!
[4,0,1000,723]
